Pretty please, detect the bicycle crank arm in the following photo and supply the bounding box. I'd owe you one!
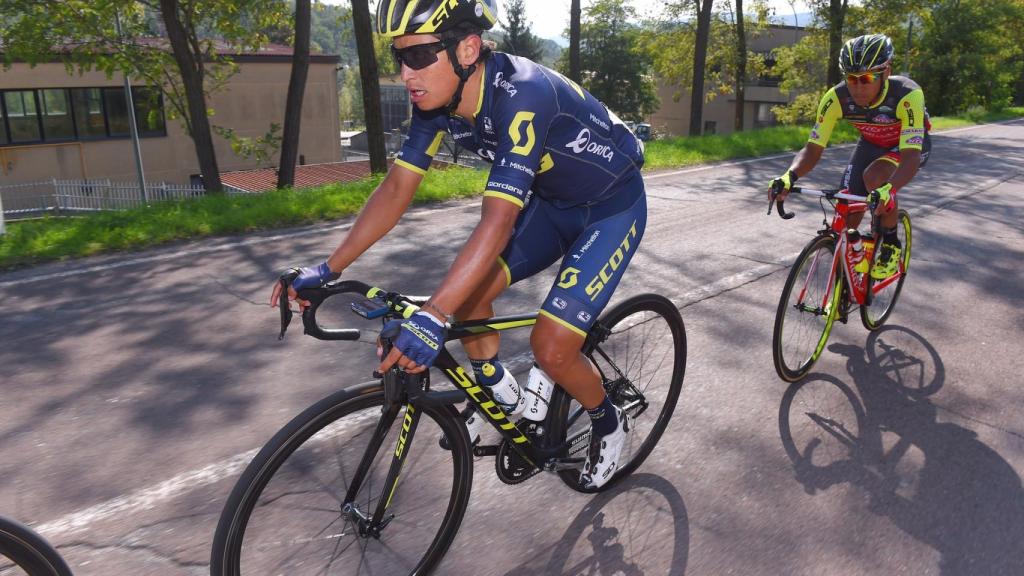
[542,457,585,472]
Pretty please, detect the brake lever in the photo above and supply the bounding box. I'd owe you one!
[278,271,299,340]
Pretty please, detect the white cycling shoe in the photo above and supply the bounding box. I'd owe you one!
[581,406,630,489]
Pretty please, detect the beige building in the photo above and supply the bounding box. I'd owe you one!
[648,24,810,137]
[0,46,341,187]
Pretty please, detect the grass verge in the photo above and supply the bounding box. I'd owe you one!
[1,107,1021,270]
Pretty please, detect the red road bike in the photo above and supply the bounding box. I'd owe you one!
[769,187,912,382]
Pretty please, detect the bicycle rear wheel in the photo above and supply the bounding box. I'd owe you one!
[554,293,687,493]
[211,382,473,576]
[773,234,841,382]
[0,516,72,576]
[861,209,911,330]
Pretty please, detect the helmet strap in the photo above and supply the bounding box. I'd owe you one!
[445,42,476,115]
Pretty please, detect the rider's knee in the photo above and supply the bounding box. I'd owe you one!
[530,333,577,372]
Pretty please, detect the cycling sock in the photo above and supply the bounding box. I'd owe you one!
[882,226,900,247]
[587,395,619,437]
[470,356,505,387]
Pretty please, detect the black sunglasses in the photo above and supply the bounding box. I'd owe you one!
[390,40,454,71]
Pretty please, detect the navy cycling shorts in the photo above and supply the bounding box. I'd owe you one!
[498,172,647,337]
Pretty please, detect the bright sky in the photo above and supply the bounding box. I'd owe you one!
[327,1,812,42]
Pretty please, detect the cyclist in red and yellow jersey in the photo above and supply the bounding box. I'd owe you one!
[769,34,931,279]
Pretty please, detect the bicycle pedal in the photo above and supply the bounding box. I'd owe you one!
[473,444,499,457]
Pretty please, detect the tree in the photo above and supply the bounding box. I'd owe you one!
[350,0,387,173]
[277,0,311,189]
[568,0,581,82]
[499,0,543,60]
[557,0,658,122]
[1,0,286,192]
[733,0,747,131]
[914,0,1024,115]
[640,2,768,134]
[688,0,713,135]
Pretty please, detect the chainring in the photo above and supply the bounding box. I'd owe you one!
[495,422,541,485]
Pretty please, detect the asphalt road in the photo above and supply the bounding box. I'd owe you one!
[1,119,1022,575]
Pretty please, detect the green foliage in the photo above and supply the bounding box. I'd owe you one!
[0,0,288,133]
[642,121,858,170]
[213,123,282,164]
[770,29,830,124]
[2,107,1022,269]
[640,1,771,103]
[0,166,488,269]
[499,0,544,61]
[557,0,658,122]
[914,0,1024,115]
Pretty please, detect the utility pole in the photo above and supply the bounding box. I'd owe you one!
[115,10,148,203]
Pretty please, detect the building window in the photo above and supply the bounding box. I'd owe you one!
[132,87,166,136]
[4,90,41,143]
[72,88,107,139]
[1,86,166,147]
[704,120,717,135]
[756,102,776,126]
[103,88,131,136]
[41,89,75,141]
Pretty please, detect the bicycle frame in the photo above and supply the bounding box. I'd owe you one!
[783,188,907,315]
[284,279,603,535]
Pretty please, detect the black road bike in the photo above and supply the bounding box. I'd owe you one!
[211,278,686,575]
[0,515,73,576]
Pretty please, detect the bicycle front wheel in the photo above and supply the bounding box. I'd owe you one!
[773,235,841,382]
[0,516,73,576]
[211,382,473,576]
[555,293,687,493]
[861,209,911,331]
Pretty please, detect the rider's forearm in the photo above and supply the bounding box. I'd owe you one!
[883,149,921,194]
[326,173,417,273]
[425,199,518,321]
[788,143,824,179]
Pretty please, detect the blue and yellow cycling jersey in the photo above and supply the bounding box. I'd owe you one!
[395,51,645,209]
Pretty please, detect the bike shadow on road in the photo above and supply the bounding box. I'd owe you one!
[778,324,1024,575]
[502,473,689,576]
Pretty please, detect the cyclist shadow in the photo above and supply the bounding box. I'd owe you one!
[779,325,1024,575]
[502,473,689,576]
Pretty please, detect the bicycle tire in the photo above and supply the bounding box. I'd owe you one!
[553,293,687,493]
[861,209,911,331]
[773,234,842,382]
[0,515,73,576]
[211,382,473,576]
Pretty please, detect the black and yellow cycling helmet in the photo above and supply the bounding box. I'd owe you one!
[838,34,894,74]
[377,0,499,37]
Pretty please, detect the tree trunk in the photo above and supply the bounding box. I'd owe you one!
[351,0,387,173]
[826,0,848,87]
[569,0,581,82]
[734,0,746,132]
[278,0,311,189]
[159,0,223,192]
[689,0,713,136]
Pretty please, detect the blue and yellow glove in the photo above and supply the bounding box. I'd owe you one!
[290,262,340,291]
[380,311,447,369]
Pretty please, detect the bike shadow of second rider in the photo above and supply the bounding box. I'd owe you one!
[270,0,649,490]
[769,33,932,280]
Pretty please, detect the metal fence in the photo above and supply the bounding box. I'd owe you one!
[0,179,208,220]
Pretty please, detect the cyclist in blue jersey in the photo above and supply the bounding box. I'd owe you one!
[270,0,648,489]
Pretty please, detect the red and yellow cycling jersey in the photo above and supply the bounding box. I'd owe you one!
[808,75,930,151]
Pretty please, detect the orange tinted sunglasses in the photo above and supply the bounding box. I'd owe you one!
[846,71,880,85]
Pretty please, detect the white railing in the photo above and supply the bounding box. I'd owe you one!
[0,179,210,220]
